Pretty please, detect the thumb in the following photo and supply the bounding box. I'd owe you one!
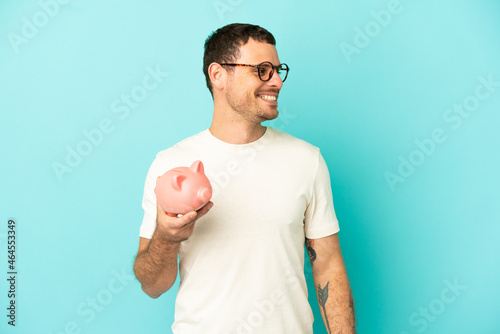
[182,211,198,223]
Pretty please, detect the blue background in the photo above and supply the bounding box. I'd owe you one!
[1,0,499,333]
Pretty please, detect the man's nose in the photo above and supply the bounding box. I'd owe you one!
[267,68,284,89]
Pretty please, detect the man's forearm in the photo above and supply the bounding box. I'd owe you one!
[314,268,356,334]
[133,232,180,298]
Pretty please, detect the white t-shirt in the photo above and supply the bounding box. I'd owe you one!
[140,127,340,334]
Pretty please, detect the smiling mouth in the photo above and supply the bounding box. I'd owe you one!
[258,94,278,101]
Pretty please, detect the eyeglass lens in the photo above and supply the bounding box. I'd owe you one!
[258,63,287,82]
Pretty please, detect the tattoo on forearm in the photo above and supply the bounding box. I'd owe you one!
[318,282,332,334]
[305,238,317,264]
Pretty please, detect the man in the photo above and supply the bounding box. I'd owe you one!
[133,23,356,333]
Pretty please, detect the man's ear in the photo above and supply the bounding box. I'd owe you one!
[208,62,226,91]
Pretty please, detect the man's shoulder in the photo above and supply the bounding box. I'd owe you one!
[269,127,320,154]
[155,129,208,159]
[147,129,209,173]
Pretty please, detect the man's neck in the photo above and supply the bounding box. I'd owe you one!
[209,95,270,144]
[209,121,266,145]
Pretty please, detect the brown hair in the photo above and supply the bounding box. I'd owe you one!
[203,23,276,95]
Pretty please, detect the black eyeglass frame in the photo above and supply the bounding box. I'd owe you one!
[219,61,289,82]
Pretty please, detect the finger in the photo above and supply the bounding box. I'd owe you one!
[184,211,198,223]
[163,215,190,232]
[157,202,179,218]
[177,202,213,226]
[159,202,213,228]
[197,201,214,216]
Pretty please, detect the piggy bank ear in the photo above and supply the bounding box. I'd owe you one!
[190,160,205,174]
[171,175,186,191]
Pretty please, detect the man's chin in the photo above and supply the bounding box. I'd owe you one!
[259,108,279,122]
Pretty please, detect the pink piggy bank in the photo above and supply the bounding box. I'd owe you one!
[155,160,212,214]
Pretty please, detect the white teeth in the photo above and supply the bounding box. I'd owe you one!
[260,95,277,101]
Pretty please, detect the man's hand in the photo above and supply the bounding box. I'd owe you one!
[155,201,214,244]
[133,199,214,298]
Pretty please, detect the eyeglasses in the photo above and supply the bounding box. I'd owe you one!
[219,61,289,83]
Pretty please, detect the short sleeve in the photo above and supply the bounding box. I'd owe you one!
[303,149,340,239]
[139,157,161,239]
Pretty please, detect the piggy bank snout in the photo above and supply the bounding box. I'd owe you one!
[197,187,212,202]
